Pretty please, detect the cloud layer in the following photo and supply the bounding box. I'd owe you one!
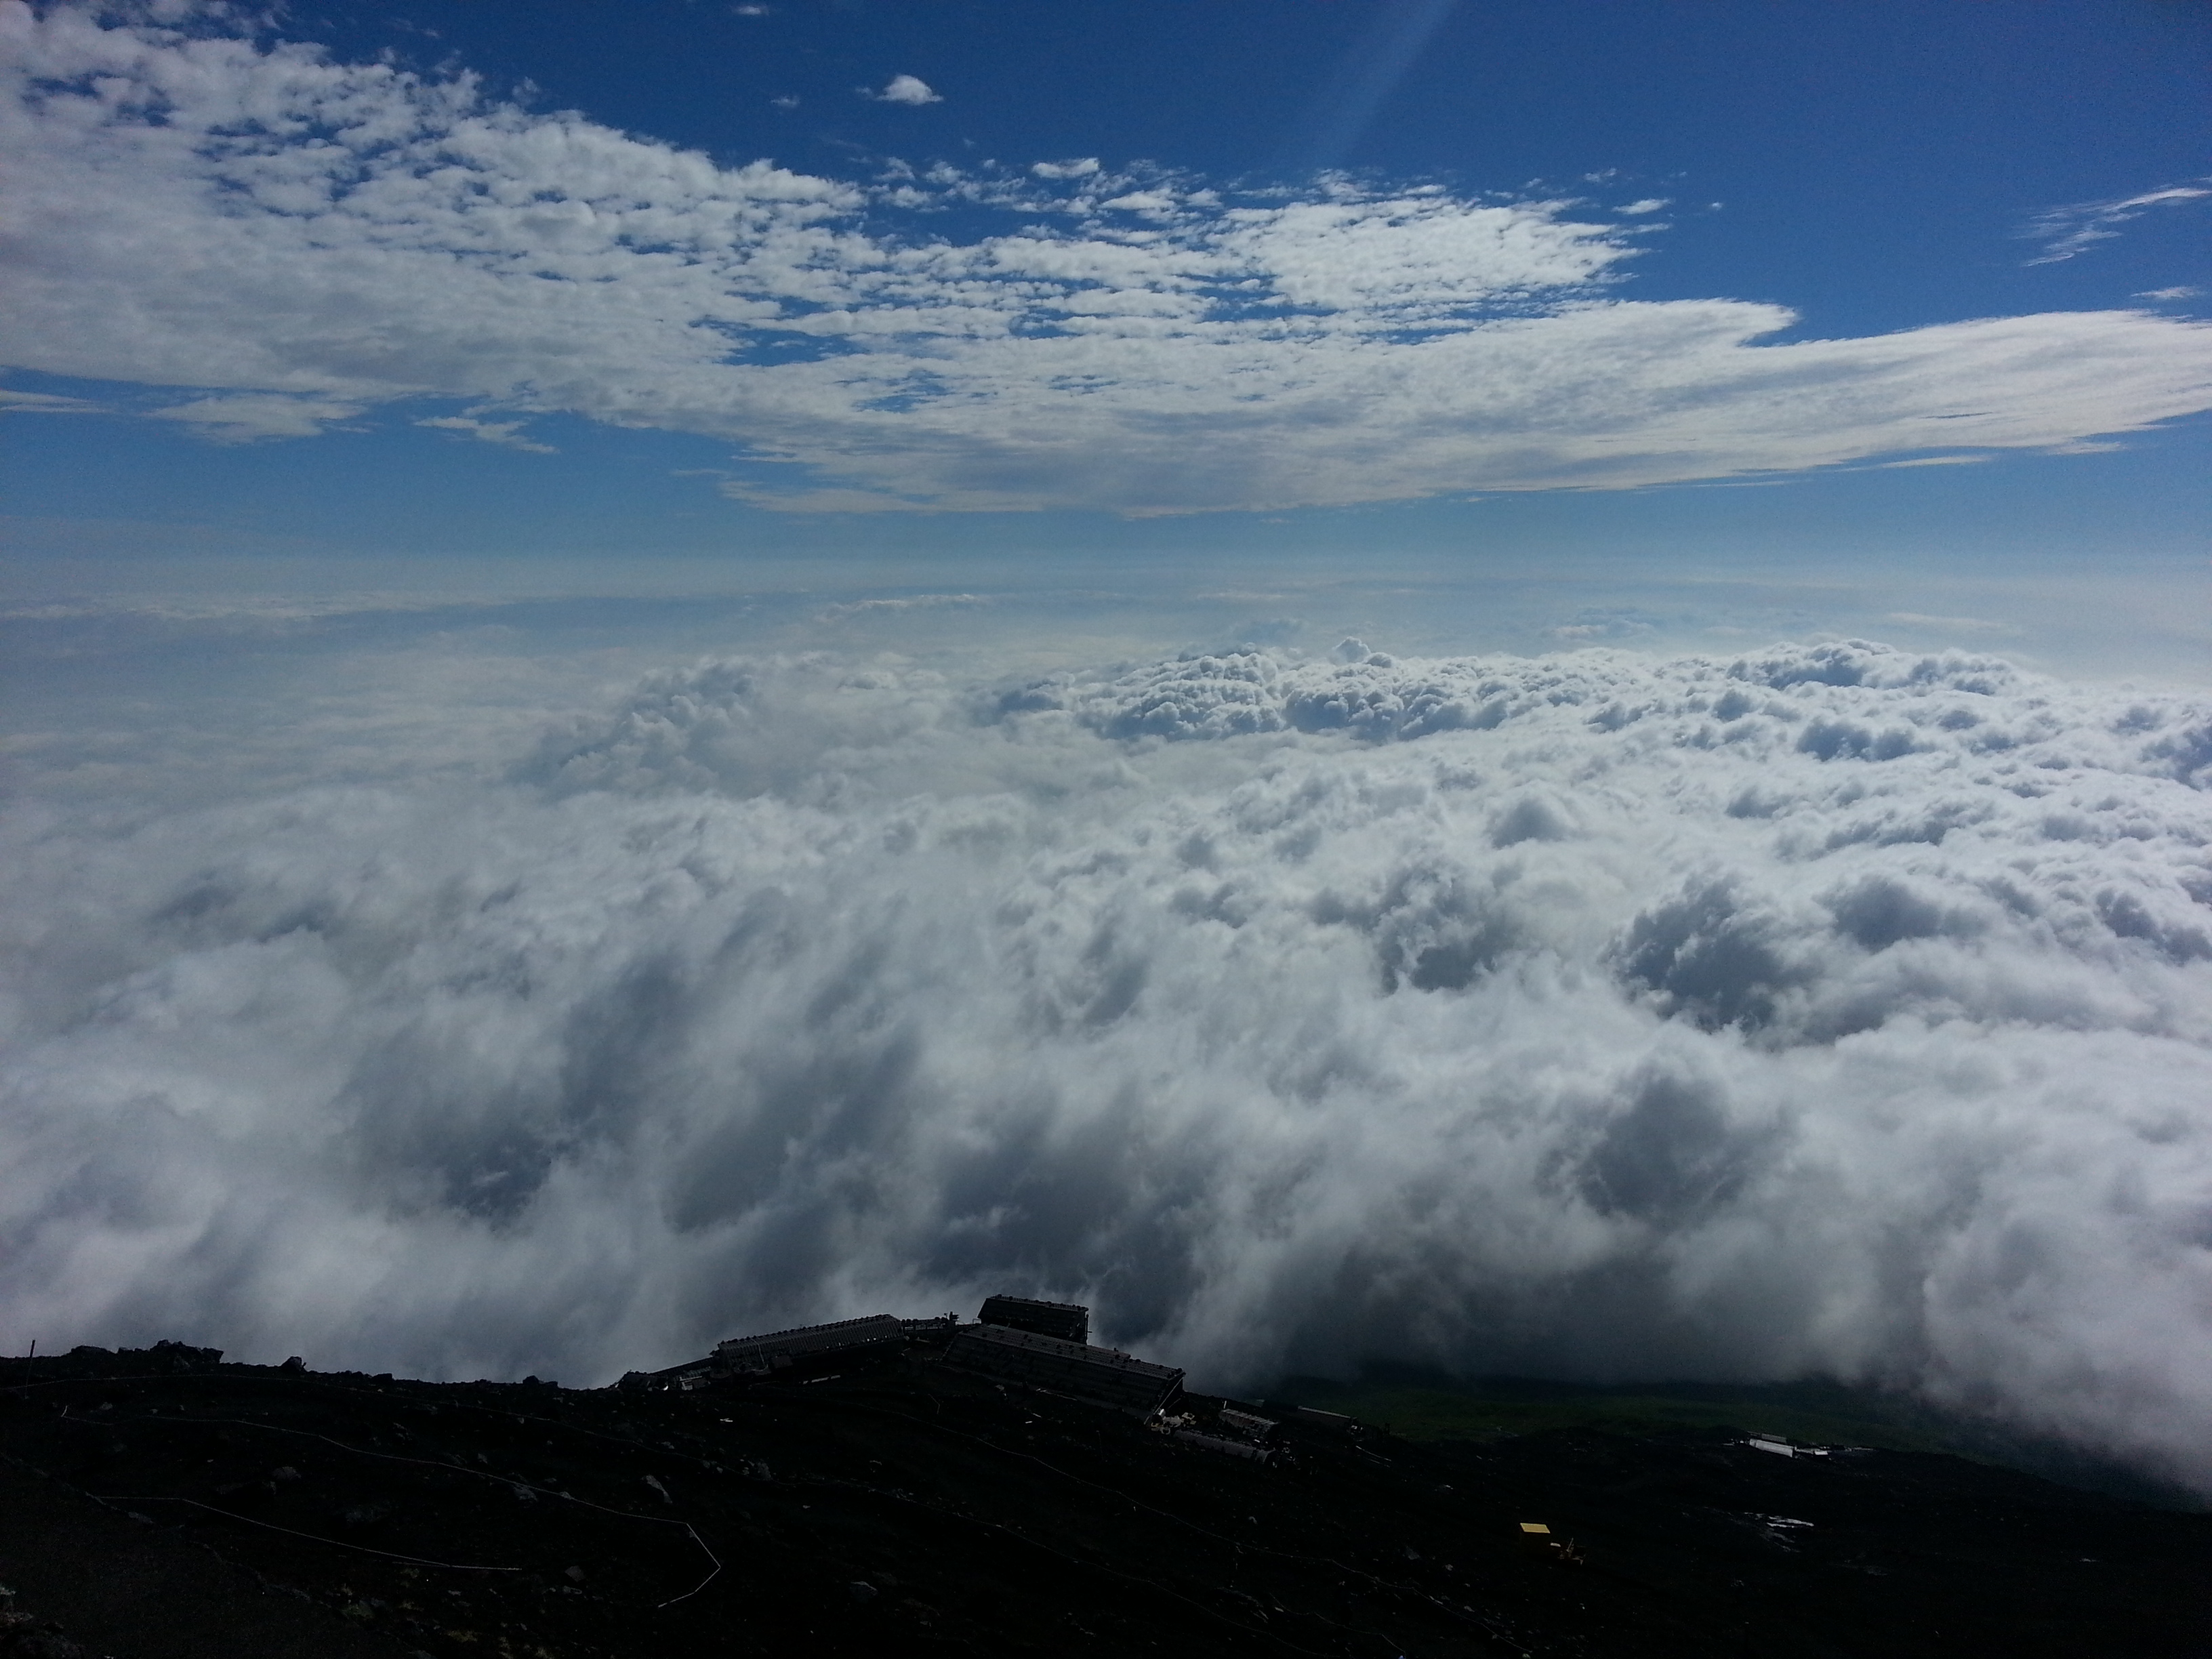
[7,2,2212,510]
[5,636,2210,1493]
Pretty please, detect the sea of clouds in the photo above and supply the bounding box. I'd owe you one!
[3,635,2210,1488]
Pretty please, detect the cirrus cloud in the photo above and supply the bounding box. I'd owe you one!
[415,413,557,453]
[4,2,2212,514]
[2023,180,2212,265]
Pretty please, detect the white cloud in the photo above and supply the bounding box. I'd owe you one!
[1099,190,1175,214]
[3,4,2211,514]
[0,384,100,412]
[147,392,363,441]
[5,637,2211,1496]
[415,414,556,453]
[2137,286,2201,302]
[1617,197,1668,216]
[2024,180,2212,264]
[873,73,941,106]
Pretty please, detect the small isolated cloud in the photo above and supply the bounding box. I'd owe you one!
[733,4,771,14]
[416,415,556,453]
[770,94,798,110]
[1030,157,1102,180]
[2137,286,2202,303]
[872,74,942,106]
[2024,180,2212,264]
[146,393,361,443]
[1617,198,1669,216]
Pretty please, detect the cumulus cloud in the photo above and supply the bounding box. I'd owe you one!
[2024,180,2212,264]
[4,636,2211,1494]
[5,3,2212,512]
[872,73,941,106]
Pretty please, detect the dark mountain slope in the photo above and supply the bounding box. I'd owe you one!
[3,1340,2207,1658]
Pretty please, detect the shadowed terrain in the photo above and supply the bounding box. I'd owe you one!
[3,1340,2208,1657]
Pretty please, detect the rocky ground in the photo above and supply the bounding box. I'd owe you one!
[3,1340,2208,1657]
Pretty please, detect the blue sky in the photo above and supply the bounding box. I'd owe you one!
[3,0,2209,590]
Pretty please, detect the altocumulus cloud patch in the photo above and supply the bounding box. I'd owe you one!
[3,641,2211,1490]
[6,1,2212,512]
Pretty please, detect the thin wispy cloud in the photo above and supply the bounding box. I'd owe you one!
[146,392,366,443]
[5,4,2211,514]
[1883,611,2013,633]
[416,415,557,453]
[0,384,101,413]
[2023,180,2212,264]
